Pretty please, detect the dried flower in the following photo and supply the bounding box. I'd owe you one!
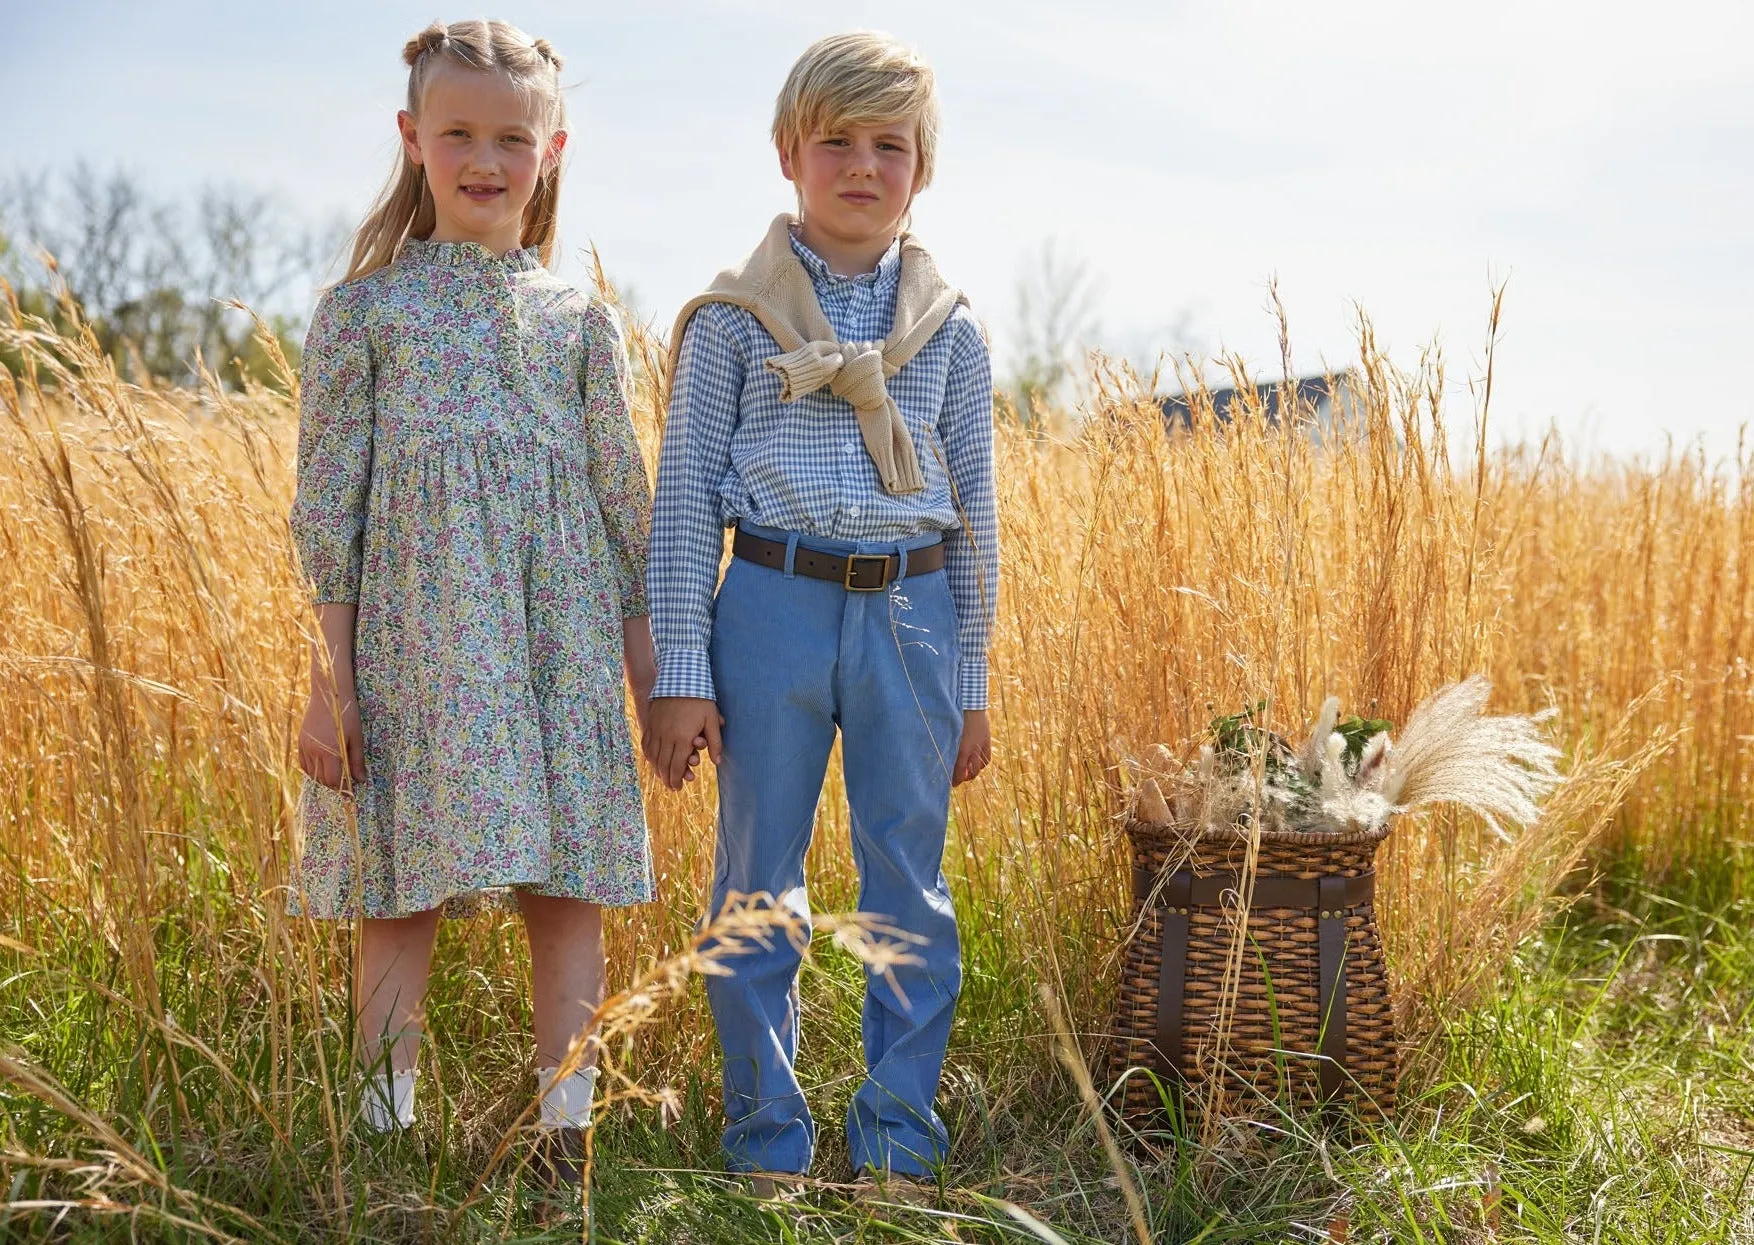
[1136,777,1173,826]
[1127,677,1561,838]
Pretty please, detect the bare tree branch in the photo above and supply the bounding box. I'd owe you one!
[1,165,335,388]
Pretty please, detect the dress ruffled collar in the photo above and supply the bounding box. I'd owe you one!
[399,236,542,272]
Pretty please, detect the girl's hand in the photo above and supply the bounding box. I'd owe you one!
[300,603,365,790]
[953,709,992,786]
[299,690,366,790]
[623,617,658,740]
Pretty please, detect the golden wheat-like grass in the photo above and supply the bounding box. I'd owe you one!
[1,277,1748,1206]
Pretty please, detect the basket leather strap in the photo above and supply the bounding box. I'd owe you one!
[1183,873,1373,908]
[1154,872,1192,1082]
[1135,869,1375,910]
[1143,868,1370,1096]
[1317,875,1348,1100]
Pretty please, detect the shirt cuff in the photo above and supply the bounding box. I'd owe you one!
[957,657,989,712]
[653,647,716,702]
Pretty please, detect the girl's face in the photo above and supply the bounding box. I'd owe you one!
[397,63,565,255]
[779,118,922,261]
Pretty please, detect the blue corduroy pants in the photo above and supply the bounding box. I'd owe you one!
[704,522,965,1177]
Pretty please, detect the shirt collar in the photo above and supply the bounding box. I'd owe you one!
[788,228,902,291]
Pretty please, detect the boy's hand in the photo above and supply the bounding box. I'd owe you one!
[644,697,723,791]
[953,709,991,786]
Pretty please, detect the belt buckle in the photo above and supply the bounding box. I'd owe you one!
[843,554,889,591]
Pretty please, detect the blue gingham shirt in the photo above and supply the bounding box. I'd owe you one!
[649,232,998,710]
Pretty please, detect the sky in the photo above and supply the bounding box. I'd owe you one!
[5,0,1751,460]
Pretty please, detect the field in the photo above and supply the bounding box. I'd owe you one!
[3,286,1753,1243]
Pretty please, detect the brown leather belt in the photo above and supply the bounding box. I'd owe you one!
[732,529,945,592]
[1140,868,1375,1102]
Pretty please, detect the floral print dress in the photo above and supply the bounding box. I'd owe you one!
[289,238,653,919]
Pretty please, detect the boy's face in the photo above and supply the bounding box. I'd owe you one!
[780,117,922,252]
[397,63,565,255]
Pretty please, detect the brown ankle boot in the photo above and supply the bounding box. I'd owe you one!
[529,1126,587,1190]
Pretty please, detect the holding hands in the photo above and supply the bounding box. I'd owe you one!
[296,613,995,795]
[643,698,721,791]
[637,700,992,790]
[623,618,717,790]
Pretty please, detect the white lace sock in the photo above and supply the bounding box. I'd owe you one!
[361,1067,418,1132]
[536,1065,598,1131]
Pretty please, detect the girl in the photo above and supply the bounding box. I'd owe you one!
[288,19,652,1188]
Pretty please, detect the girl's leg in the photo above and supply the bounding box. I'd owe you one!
[358,908,444,1067]
[518,892,605,1065]
[356,908,442,1129]
[519,892,604,1141]
[517,894,603,1192]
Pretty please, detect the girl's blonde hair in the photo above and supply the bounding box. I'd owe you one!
[341,19,567,282]
[772,31,941,192]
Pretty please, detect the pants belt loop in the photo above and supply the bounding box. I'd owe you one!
[783,532,800,578]
[895,543,910,584]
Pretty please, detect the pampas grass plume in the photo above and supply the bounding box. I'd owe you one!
[1380,675,1562,840]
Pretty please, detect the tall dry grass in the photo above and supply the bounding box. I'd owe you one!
[1,277,1749,1225]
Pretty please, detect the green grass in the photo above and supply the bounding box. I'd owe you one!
[6,853,1754,1243]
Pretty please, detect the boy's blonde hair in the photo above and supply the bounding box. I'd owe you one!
[341,19,567,282]
[772,32,941,192]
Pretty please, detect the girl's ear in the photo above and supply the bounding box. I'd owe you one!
[546,129,569,166]
[396,110,423,166]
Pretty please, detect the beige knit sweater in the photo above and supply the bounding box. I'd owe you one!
[666,214,966,496]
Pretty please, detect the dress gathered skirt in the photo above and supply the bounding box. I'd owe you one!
[287,237,654,918]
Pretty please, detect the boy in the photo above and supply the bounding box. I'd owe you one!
[644,31,998,1183]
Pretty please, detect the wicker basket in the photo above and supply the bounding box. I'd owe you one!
[1108,817,1398,1127]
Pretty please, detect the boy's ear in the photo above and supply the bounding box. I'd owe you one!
[396,110,423,166]
[777,140,798,184]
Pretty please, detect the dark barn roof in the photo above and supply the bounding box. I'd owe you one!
[1161,372,1357,432]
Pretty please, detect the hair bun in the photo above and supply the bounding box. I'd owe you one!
[402,21,449,66]
[531,37,563,71]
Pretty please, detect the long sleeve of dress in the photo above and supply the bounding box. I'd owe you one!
[938,308,999,711]
[648,304,744,702]
[580,299,653,619]
[290,283,375,605]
